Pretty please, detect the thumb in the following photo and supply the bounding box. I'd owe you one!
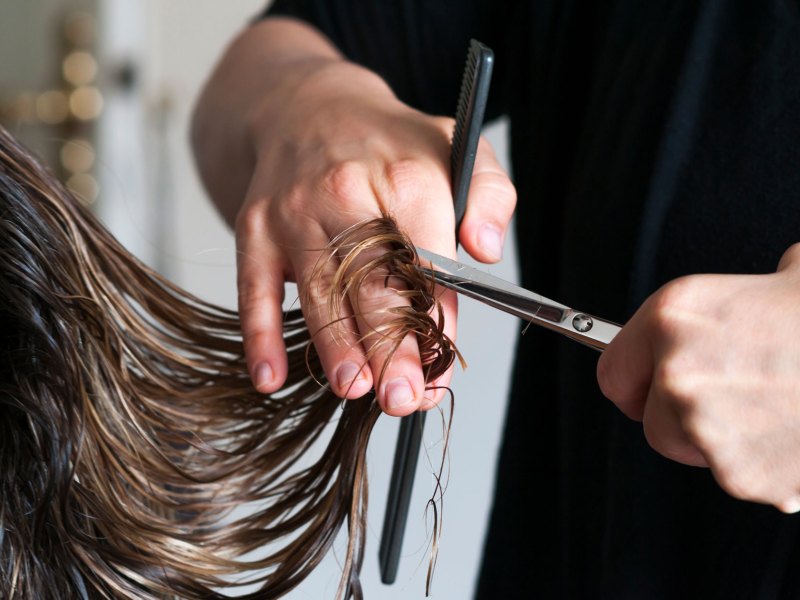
[457,136,516,263]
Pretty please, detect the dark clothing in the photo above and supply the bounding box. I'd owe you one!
[264,2,800,598]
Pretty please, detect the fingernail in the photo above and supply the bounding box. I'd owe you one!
[782,498,800,514]
[384,377,416,410]
[254,362,273,391]
[337,362,364,391]
[478,223,503,260]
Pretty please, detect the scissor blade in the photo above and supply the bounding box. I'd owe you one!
[416,247,570,322]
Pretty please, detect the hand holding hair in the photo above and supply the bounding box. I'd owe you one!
[598,248,800,513]
[191,17,516,414]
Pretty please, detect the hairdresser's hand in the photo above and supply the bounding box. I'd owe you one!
[597,243,800,513]
[192,19,515,415]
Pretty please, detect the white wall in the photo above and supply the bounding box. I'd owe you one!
[98,2,519,598]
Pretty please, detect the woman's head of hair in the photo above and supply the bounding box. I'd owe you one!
[0,127,455,599]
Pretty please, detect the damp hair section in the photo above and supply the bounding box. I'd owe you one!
[0,126,458,599]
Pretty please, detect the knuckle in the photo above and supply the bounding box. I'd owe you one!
[350,272,409,323]
[473,170,517,214]
[498,177,518,210]
[786,242,800,257]
[235,200,267,239]
[652,358,696,411]
[355,270,396,306]
[321,160,367,203]
[706,438,774,504]
[779,242,800,270]
[651,358,724,451]
[302,270,339,320]
[641,416,670,458]
[640,416,659,450]
[641,417,695,465]
[714,461,758,502]
[649,276,700,336]
[680,410,717,452]
[385,158,430,199]
[271,186,308,225]
[385,161,462,230]
[679,410,734,474]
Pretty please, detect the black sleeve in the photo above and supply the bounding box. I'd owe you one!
[260,0,507,119]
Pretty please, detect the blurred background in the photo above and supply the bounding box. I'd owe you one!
[0,2,520,598]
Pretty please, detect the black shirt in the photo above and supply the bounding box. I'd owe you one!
[263,2,800,598]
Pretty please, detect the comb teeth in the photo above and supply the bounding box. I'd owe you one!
[450,39,494,234]
[451,47,479,172]
[450,53,478,169]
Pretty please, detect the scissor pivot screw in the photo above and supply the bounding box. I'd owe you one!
[572,314,593,333]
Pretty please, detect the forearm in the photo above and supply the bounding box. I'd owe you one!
[190,17,390,226]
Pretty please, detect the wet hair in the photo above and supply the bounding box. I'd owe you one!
[0,126,456,599]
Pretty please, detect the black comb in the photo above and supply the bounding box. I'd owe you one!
[379,39,494,586]
[451,39,494,231]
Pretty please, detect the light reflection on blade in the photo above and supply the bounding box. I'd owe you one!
[415,247,569,324]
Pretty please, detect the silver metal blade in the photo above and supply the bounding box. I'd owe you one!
[416,247,570,318]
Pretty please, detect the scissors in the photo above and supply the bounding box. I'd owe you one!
[415,247,621,351]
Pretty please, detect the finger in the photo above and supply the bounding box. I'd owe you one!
[387,217,460,411]
[370,149,460,408]
[322,224,458,416]
[403,204,460,408]
[596,306,654,421]
[313,161,459,413]
[642,386,708,467]
[343,241,427,416]
[777,242,800,273]
[457,137,517,263]
[292,232,374,400]
[356,248,459,412]
[418,285,459,411]
[236,213,289,394]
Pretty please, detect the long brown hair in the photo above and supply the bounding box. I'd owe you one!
[0,127,456,599]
